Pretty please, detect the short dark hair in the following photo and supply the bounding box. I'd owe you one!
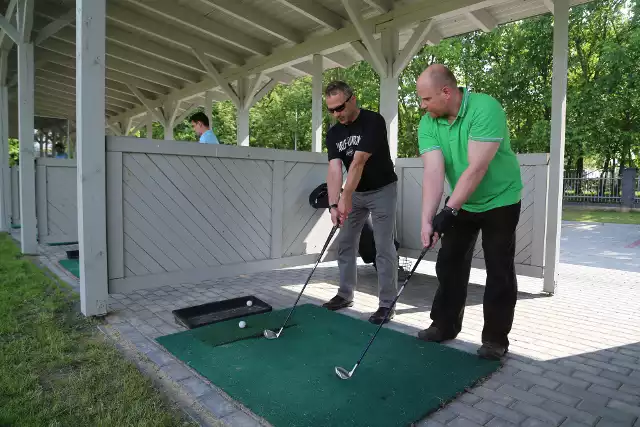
[324,80,354,99]
[190,111,209,127]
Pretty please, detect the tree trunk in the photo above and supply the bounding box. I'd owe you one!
[576,156,584,195]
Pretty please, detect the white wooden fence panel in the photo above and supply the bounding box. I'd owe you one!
[282,162,334,257]
[34,159,78,244]
[396,153,549,278]
[106,138,338,293]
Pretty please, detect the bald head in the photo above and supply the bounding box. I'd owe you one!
[416,64,462,121]
[417,64,458,91]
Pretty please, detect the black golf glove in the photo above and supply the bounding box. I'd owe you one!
[432,206,457,235]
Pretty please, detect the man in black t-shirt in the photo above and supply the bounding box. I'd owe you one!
[322,80,399,325]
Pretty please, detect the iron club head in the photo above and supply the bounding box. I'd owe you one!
[334,366,353,380]
[263,329,279,339]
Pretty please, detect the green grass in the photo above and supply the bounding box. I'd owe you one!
[563,209,640,224]
[0,233,195,427]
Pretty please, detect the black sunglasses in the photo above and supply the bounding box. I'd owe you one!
[327,94,352,113]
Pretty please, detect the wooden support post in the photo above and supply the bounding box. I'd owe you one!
[77,0,109,316]
[543,0,569,295]
[146,114,153,139]
[205,90,213,131]
[236,78,249,146]
[312,54,323,153]
[17,0,37,253]
[379,28,398,160]
[0,49,9,231]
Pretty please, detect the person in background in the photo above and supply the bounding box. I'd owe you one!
[190,112,220,144]
[416,64,523,360]
[54,142,68,159]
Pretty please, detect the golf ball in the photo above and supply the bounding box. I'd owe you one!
[246,300,253,306]
[239,321,246,328]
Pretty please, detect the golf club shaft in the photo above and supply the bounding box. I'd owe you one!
[277,223,340,332]
[351,245,431,366]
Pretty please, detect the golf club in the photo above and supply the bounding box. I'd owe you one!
[264,222,340,340]
[335,243,432,380]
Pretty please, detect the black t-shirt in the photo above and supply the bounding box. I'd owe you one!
[326,109,398,192]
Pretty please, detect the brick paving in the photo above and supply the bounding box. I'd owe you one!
[13,224,640,427]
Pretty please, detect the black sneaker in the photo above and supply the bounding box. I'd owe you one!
[322,295,353,311]
[417,326,456,343]
[368,307,395,325]
[477,343,508,360]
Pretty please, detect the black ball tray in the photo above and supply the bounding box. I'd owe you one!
[171,295,272,329]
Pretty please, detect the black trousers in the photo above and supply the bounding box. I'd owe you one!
[430,201,521,348]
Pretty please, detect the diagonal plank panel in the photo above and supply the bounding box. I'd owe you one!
[283,162,332,256]
[149,154,251,262]
[123,168,213,269]
[151,154,260,262]
[123,197,197,270]
[124,217,181,272]
[207,157,272,232]
[180,156,271,255]
[43,165,78,243]
[220,158,273,218]
[124,235,165,274]
[123,154,224,267]
[192,157,272,244]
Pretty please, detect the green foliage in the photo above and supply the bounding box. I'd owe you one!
[8,138,18,166]
[250,78,313,150]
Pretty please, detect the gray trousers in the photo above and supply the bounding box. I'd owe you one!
[337,181,398,308]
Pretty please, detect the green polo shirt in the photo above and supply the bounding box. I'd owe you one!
[418,88,522,213]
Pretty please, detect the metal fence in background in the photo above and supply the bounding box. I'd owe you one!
[563,170,622,205]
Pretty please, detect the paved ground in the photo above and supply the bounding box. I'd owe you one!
[560,221,640,273]
[15,221,640,427]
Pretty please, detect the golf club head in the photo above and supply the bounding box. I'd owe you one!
[335,366,352,380]
[263,329,279,339]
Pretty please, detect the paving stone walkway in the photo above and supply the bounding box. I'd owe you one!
[13,222,640,427]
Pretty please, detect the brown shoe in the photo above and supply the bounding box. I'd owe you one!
[368,307,395,325]
[477,343,508,360]
[417,326,456,343]
[322,295,353,311]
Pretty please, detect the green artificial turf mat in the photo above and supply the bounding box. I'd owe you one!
[157,304,501,427]
[59,259,79,278]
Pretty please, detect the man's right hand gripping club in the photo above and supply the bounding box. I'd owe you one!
[422,203,458,248]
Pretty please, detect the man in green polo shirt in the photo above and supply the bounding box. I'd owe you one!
[415,64,523,360]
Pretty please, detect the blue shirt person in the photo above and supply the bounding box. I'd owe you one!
[189,111,219,144]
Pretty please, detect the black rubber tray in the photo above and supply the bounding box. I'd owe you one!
[66,249,79,259]
[172,295,272,329]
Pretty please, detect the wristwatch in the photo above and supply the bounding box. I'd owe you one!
[443,205,458,216]
[329,204,338,211]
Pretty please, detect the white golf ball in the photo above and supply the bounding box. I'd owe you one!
[246,300,253,306]
[239,321,246,328]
